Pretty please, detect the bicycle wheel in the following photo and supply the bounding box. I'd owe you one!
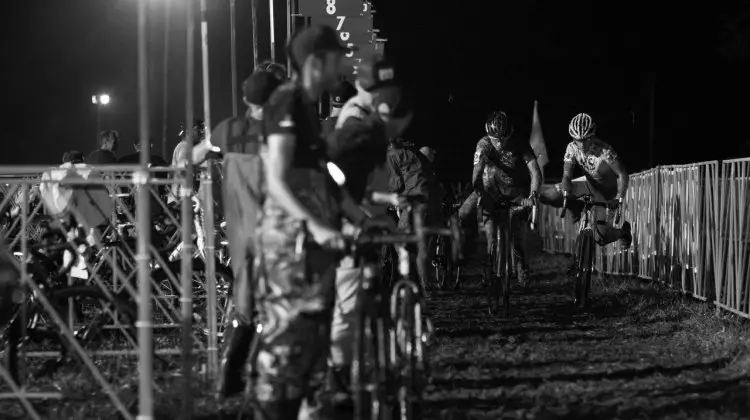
[434,236,453,291]
[499,223,512,318]
[8,285,137,380]
[574,231,595,308]
[352,272,391,420]
[393,286,422,420]
[486,232,499,315]
[380,244,398,290]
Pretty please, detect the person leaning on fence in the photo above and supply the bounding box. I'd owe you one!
[214,71,283,399]
[252,24,350,420]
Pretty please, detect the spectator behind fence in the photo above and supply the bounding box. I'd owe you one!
[86,130,119,165]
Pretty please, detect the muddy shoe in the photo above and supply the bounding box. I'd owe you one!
[619,221,632,250]
[516,264,529,289]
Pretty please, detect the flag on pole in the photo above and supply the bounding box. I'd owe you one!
[529,100,549,180]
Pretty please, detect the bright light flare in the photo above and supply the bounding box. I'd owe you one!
[92,94,111,105]
[326,162,346,186]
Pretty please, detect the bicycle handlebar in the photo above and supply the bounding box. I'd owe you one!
[560,192,622,224]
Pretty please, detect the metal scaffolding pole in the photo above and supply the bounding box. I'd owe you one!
[136,0,154,419]
[199,0,219,381]
[181,0,196,417]
[269,0,276,62]
[230,0,238,116]
[252,0,259,68]
[161,0,171,160]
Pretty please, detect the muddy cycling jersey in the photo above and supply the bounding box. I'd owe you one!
[474,135,535,202]
[563,137,620,199]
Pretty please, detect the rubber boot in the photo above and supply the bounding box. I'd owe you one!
[328,365,353,409]
[218,313,255,399]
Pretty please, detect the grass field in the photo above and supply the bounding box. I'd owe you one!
[1,239,749,419]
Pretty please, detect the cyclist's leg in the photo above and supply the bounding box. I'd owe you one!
[415,205,436,290]
[509,202,530,286]
[586,182,631,248]
[540,182,586,222]
[458,191,479,257]
[481,209,496,279]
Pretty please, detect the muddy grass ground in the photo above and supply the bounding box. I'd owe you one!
[2,242,750,419]
[425,246,750,419]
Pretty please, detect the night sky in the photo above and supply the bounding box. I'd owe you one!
[4,0,750,183]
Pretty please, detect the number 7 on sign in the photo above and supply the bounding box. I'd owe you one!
[336,16,345,30]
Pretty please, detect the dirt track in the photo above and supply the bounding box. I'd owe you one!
[424,249,750,420]
[2,242,750,419]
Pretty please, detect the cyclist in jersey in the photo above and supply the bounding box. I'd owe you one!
[474,111,541,287]
[540,112,632,249]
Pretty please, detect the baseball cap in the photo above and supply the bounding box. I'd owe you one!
[357,53,398,92]
[289,25,353,70]
[330,81,356,107]
[255,61,287,81]
[243,72,283,105]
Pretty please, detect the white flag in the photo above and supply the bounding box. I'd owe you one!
[529,100,549,180]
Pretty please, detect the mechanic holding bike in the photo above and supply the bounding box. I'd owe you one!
[473,111,542,288]
[324,53,413,409]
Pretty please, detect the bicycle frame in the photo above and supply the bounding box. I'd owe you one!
[561,192,621,308]
[485,201,536,316]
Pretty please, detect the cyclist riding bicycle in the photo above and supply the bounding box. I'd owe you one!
[540,112,632,249]
[473,110,541,287]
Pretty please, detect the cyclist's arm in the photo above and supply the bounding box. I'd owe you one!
[526,158,542,195]
[561,142,577,194]
[472,145,486,193]
[561,161,575,194]
[609,158,629,199]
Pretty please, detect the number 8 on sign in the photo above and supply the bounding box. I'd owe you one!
[326,0,336,15]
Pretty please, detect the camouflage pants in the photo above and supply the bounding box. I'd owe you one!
[253,176,341,420]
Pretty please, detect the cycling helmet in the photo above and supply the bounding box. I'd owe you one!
[485,111,513,140]
[568,113,596,140]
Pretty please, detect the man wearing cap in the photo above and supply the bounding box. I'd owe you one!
[323,53,418,406]
[253,24,349,420]
[321,81,356,138]
[212,71,283,398]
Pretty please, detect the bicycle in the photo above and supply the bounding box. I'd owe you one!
[300,193,462,420]
[1,232,138,384]
[560,192,622,308]
[433,201,461,291]
[484,198,537,317]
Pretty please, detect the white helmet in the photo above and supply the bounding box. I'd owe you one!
[568,113,596,140]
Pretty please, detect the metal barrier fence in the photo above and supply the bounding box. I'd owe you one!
[537,158,750,319]
[0,165,224,419]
